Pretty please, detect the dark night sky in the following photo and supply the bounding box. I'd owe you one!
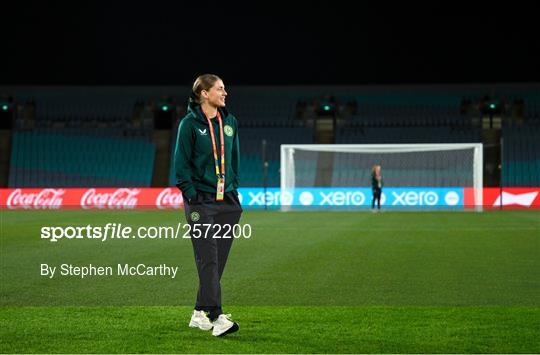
[4,3,540,86]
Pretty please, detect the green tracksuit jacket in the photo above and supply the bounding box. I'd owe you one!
[174,101,240,200]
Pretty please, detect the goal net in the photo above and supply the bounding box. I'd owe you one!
[280,144,483,211]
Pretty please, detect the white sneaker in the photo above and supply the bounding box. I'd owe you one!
[212,314,239,337]
[188,310,213,331]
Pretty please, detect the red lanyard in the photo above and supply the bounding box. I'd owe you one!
[201,107,225,177]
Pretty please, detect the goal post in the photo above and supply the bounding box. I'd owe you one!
[280,143,483,211]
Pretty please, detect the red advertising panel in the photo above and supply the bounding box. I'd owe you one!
[0,188,185,210]
[464,187,540,209]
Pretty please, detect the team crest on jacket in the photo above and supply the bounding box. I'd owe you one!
[224,125,234,137]
[190,211,200,222]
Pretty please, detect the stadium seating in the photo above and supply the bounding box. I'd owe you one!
[225,88,297,127]
[9,131,155,187]
[4,84,539,188]
[502,124,540,186]
[335,126,481,144]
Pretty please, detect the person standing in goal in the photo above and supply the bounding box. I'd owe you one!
[174,74,242,337]
[371,165,383,211]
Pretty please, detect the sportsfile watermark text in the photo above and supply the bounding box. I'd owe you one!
[41,223,252,242]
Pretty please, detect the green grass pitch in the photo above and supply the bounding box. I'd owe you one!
[1,209,539,353]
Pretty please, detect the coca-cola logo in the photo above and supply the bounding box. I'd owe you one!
[7,189,65,209]
[156,188,184,209]
[81,188,140,209]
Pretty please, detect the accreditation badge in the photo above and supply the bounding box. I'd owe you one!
[216,176,225,201]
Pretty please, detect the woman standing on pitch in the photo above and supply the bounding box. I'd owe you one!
[174,74,242,337]
[371,165,383,211]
